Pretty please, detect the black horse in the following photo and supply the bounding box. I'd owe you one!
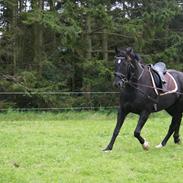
[104,48,183,151]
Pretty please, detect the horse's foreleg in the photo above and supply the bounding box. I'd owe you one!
[134,111,149,150]
[157,114,182,148]
[103,108,127,151]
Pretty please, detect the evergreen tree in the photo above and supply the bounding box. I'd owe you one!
[0,0,182,109]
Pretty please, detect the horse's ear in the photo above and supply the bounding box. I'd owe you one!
[115,47,120,55]
[126,47,134,62]
[126,47,133,55]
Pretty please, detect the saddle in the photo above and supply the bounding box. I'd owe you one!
[149,62,178,95]
[151,62,166,85]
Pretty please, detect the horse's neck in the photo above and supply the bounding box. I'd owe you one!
[122,64,147,99]
[131,62,145,82]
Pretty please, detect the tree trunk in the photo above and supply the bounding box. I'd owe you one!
[32,0,44,72]
[49,0,55,10]
[85,14,92,100]
[102,28,108,61]
[12,1,18,75]
[86,15,92,60]
[49,0,56,51]
[33,23,43,69]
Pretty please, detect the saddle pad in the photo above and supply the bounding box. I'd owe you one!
[149,70,178,96]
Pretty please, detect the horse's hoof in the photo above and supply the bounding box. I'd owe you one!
[103,149,112,153]
[175,140,181,145]
[103,147,112,152]
[155,143,163,149]
[142,141,149,150]
[174,139,181,145]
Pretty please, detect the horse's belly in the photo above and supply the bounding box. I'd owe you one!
[156,94,178,110]
[123,101,149,114]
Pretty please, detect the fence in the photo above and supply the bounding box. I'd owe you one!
[0,91,120,111]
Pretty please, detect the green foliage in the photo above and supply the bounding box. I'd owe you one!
[0,0,183,109]
[82,59,112,89]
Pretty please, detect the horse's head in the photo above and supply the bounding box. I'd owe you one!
[114,47,137,88]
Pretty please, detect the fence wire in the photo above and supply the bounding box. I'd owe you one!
[0,91,120,95]
[0,91,119,111]
[0,106,119,112]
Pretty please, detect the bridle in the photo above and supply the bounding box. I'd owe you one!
[114,72,128,84]
[114,56,137,85]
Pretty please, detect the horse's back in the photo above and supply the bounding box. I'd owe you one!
[168,69,183,90]
[166,69,183,113]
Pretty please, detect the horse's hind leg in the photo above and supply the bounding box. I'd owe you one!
[156,113,182,148]
[173,114,182,144]
[134,111,150,150]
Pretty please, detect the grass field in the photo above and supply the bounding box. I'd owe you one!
[0,111,182,183]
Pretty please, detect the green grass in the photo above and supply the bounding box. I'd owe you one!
[0,111,182,183]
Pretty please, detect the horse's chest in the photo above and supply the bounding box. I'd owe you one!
[121,93,147,112]
[124,92,142,103]
[122,92,136,102]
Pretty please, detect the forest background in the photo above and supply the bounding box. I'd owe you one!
[0,0,183,110]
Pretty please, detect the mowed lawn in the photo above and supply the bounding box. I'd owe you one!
[0,111,183,183]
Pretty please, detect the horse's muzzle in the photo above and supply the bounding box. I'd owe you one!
[113,80,124,88]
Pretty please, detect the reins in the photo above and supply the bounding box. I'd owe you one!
[127,81,159,103]
[129,81,163,92]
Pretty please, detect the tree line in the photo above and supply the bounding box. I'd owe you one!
[0,0,183,110]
